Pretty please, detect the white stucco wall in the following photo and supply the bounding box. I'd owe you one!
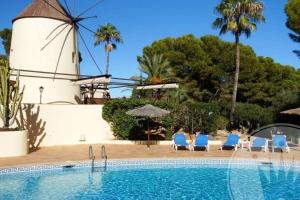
[10,18,80,104]
[16,104,114,147]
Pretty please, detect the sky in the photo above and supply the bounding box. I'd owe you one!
[0,0,299,97]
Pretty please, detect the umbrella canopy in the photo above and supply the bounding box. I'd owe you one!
[281,108,300,116]
[126,104,170,149]
[126,104,170,118]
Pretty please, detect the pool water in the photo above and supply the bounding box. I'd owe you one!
[0,162,299,200]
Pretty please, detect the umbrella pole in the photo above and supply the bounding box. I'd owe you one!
[147,118,150,149]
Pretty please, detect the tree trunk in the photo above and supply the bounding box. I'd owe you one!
[230,34,240,124]
[105,50,110,75]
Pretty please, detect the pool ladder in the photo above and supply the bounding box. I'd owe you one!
[89,145,108,172]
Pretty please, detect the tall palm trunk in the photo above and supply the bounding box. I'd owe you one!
[230,34,240,123]
[105,50,110,75]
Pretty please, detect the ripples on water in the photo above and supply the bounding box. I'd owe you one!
[0,163,299,200]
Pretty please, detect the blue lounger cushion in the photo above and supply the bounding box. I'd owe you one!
[221,134,240,151]
[192,134,209,151]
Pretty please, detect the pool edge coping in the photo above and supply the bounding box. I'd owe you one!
[1,157,300,174]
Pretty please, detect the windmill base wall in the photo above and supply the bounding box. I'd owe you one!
[3,104,114,147]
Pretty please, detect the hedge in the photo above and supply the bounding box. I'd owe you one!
[102,99,274,140]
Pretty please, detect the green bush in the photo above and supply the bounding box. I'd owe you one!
[102,98,274,139]
[234,103,274,132]
[171,102,225,134]
[111,111,143,139]
[103,98,173,140]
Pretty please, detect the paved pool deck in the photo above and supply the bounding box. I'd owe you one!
[0,144,299,168]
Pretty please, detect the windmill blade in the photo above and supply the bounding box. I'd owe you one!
[46,22,69,39]
[78,23,96,34]
[41,23,69,50]
[75,0,104,19]
[63,0,73,16]
[53,27,73,79]
[78,29,103,74]
[81,16,98,21]
[41,0,71,18]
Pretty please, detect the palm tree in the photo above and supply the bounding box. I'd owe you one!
[213,0,264,123]
[138,54,170,84]
[95,23,122,75]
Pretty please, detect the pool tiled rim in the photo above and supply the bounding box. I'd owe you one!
[0,157,299,175]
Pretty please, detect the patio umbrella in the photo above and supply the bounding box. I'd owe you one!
[126,104,170,148]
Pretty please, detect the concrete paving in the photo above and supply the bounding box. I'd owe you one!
[0,144,299,168]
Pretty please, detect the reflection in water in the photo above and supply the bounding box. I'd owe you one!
[258,160,300,200]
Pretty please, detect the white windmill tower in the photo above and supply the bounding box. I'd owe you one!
[9,0,107,104]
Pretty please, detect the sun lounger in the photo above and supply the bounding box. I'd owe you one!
[173,133,191,151]
[191,134,209,151]
[221,134,240,151]
[272,134,290,153]
[250,137,268,152]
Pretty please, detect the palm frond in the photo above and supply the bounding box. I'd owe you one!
[137,54,170,84]
[94,23,123,49]
[213,0,264,38]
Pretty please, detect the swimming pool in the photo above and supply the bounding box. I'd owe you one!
[0,159,299,200]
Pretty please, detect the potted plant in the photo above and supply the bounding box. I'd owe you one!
[0,58,28,157]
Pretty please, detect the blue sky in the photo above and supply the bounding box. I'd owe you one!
[0,0,299,97]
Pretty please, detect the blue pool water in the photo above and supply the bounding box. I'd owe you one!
[0,161,299,200]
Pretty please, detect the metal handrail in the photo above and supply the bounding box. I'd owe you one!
[89,145,93,159]
[89,145,107,172]
[101,145,107,171]
[89,145,95,172]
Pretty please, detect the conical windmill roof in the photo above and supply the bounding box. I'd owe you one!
[13,0,72,23]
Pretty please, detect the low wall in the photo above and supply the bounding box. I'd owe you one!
[15,104,114,147]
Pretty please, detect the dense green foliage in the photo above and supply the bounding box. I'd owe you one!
[233,103,273,132]
[103,99,171,139]
[213,0,265,122]
[103,99,273,139]
[138,54,170,84]
[140,35,300,109]
[0,28,12,56]
[285,0,300,58]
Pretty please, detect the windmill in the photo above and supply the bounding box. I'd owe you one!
[9,0,109,104]
[39,0,104,78]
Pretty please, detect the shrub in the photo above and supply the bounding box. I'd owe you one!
[234,103,274,132]
[171,102,225,134]
[111,111,143,139]
[102,98,274,139]
[103,98,173,140]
